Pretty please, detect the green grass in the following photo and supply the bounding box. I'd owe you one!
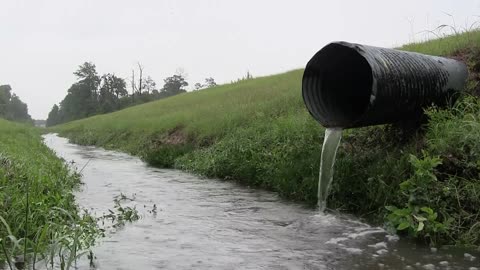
[53,31,480,246]
[400,29,480,55]
[54,70,306,151]
[0,119,99,268]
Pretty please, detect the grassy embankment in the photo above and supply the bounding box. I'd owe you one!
[53,31,480,246]
[0,119,99,269]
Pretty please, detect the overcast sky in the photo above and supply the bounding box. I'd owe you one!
[1,0,480,119]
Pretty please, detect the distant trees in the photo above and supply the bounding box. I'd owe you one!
[7,94,31,121]
[131,63,151,96]
[47,62,191,126]
[194,77,217,90]
[161,74,188,96]
[46,104,60,127]
[0,84,32,122]
[99,73,128,113]
[46,62,128,125]
[205,77,217,88]
[56,62,102,122]
[129,63,159,105]
[231,71,253,83]
[0,85,12,116]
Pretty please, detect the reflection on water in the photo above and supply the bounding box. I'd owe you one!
[42,134,479,270]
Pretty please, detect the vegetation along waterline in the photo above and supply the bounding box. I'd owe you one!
[51,31,480,246]
[0,119,101,269]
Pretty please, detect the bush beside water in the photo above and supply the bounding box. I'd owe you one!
[54,31,480,246]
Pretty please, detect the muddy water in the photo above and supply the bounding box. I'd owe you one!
[43,134,479,270]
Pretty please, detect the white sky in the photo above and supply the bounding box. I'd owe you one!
[1,0,480,119]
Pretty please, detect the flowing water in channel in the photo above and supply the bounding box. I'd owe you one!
[38,134,479,270]
[317,128,343,212]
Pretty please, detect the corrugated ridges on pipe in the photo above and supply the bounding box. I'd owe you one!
[302,42,468,128]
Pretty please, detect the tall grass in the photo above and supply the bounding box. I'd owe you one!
[400,29,480,56]
[54,70,305,152]
[53,31,480,245]
[0,119,100,269]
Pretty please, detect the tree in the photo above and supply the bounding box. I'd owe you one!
[0,85,12,117]
[204,77,217,88]
[100,73,127,98]
[98,74,127,113]
[0,84,31,122]
[131,63,157,96]
[110,75,128,98]
[52,62,133,124]
[131,63,144,96]
[59,78,100,122]
[161,74,188,96]
[194,77,216,91]
[143,76,157,94]
[74,62,101,94]
[48,62,193,125]
[194,82,204,91]
[46,104,60,127]
[55,62,101,122]
[75,62,101,114]
[5,94,31,122]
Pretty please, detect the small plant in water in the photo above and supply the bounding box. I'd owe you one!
[101,193,140,229]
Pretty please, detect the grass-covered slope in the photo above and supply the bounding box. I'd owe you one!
[0,119,97,267]
[54,31,480,245]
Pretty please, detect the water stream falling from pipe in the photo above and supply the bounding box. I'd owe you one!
[318,128,343,212]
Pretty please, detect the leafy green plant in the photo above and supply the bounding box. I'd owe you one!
[386,153,452,244]
[101,193,140,229]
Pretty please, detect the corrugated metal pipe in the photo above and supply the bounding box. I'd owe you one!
[302,42,469,128]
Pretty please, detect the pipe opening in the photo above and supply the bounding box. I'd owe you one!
[303,43,373,127]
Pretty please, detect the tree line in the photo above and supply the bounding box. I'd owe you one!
[47,62,217,127]
[0,84,32,122]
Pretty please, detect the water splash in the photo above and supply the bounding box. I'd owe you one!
[318,128,343,212]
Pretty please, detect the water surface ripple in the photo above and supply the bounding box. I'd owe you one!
[42,134,479,270]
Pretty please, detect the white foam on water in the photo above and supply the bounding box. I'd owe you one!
[438,261,448,266]
[368,241,388,249]
[423,264,435,270]
[464,253,476,261]
[343,248,363,255]
[376,249,388,255]
[386,234,399,242]
[325,227,386,248]
[311,213,342,225]
[325,237,349,245]
[342,228,385,239]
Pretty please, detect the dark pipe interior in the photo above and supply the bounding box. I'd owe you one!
[303,43,373,127]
